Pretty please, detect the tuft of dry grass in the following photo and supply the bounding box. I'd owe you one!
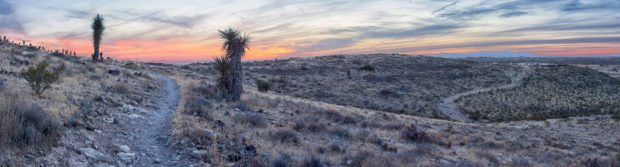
[0,90,61,148]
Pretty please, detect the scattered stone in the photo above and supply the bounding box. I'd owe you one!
[191,149,209,159]
[117,152,136,162]
[203,129,216,139]
[95,130,102,134]
[119,145,131,152]
[103,117,115,124]
[79,148,108,162]
[108,67,120,75]
[80,100,93,112]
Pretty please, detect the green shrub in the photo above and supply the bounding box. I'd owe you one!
[256,79,270,92]
[20,61,65,97]
[359,64,375,71]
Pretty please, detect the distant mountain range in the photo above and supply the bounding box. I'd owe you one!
[428,50,620,58]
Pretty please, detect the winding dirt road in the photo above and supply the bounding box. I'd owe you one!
[437,66,531,122]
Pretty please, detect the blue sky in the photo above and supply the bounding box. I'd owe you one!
[0,0,619,62]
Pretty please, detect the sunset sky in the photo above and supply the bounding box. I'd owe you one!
[0,0,619,62]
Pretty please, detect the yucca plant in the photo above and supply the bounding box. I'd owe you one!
[213,56,232,99]
[218,28,249,101]
[91,14,105,62]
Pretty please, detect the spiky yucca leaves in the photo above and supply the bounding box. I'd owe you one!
[218,28,250,101]
[91,14,105,62]
[213,56,232,99]
[20,61,65,97]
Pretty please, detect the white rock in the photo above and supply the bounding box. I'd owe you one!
[119,145,131,152]
[191,149,209,159]
[80,148,108,162]
[117,152,136,162]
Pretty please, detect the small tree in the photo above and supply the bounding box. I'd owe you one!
[20,61,65,97]
[213,56,232,99]
[91,14,105,62]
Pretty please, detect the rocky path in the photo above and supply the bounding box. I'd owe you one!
[62,74,186,166]
[118,74,181,166]
[437,66,531,122]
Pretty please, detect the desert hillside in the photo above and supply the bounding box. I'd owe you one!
[1,39,619,166]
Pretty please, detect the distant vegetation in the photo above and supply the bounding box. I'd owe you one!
[256,79,270,92]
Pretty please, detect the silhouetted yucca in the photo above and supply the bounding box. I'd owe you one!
[218,28,249,101]
[91,14,105,62]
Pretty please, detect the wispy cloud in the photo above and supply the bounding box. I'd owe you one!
[0,0,618,62]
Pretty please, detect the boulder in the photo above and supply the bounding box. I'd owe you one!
[107,67,120,75]
[117,152,135,162]
[79,148,108,162]
[119,145,131,152]
[191,149,209,159]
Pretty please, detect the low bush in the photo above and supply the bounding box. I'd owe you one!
[293,116,325,133]
[20,61,65,97]
[256,79,270,92]
[401,124,430,143]
[271,128,298,144]
[234,112,267,127]
[109,82,130,94]
[184,96,212,119]
[359,64,375,71]
[189,82,218,98]
[271,153,291,167]
[0,92,61,147]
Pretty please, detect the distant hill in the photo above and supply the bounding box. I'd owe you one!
[429,50,538,58]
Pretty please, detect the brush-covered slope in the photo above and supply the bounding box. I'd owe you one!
[456,65,620,121]
[241,54,513,119]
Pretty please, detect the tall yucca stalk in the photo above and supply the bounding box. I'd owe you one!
[91,14,105,62]
[213,56,232,99]
[218,28,249,101]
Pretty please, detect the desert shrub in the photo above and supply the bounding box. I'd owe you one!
[401,124,430,143]
[184,96,212,119]
[359,64,375,71]
[0,92,61,147]
[271,153,291,167]
[189,82,218,98]
[256,79,270,92]
[234,112,267,127]
[293,116,325,133]
[271,128,298,144]
[109,82,130,94]
[20,61,65,96]
[303,155,323,167]
[328,127,351,139]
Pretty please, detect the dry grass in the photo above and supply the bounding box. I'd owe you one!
[0,90,61,148]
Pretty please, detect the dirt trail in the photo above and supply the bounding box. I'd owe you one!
[437,65,531,122]
[83,74,184,166]
[121,74,181,166]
